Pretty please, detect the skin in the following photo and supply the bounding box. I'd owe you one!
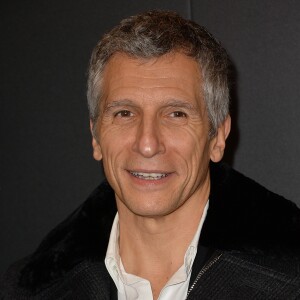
[91,52,231,299]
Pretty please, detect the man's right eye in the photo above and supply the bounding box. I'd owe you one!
[115,110,133,117]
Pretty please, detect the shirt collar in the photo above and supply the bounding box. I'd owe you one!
[105,200,209,290]
[184,200,209,275]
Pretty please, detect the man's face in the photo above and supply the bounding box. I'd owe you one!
[92,52,228,218]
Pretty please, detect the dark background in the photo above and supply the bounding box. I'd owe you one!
[1,0,299,274]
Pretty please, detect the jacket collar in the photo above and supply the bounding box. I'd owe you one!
[20,162,300,290]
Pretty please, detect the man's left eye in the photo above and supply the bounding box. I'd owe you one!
[170,111,187,118]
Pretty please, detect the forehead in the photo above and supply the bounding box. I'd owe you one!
[101,52,204,107]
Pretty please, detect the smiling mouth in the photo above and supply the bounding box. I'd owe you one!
[129,171,169,180]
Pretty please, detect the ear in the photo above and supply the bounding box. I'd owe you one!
[210,115,231,163]
[90,120,102,161]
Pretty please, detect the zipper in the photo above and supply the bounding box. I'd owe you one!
[185,252,222,299]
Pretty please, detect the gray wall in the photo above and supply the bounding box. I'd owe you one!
[191,0,300,204]
[1,0,299,274]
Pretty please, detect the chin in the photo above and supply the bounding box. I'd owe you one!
[121,196,181,218]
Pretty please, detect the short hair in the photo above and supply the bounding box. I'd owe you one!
[87,10,230,137]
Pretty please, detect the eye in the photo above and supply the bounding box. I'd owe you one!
[115,110,133,117]
[170,111,187,118]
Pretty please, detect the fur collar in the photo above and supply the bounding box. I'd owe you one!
[19,162,300,290]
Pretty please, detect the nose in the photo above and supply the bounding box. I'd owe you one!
[132,116,165,158]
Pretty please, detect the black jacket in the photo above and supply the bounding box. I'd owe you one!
[1,162,300,299]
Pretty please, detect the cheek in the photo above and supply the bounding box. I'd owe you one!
[167,126,209,160]
[168,129,211,188]
[99,126,133,172]
[100,124,132,151]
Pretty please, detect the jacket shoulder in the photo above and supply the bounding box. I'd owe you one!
[188,249,300,299]
[1,258,111,299]
[203,162,300,257]
[1,181,116,298]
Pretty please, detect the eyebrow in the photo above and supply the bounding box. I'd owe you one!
[104,99,137,111]
[162,99,198,111]
[104,99,199,112]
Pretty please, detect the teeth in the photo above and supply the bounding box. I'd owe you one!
[130,171,168,180]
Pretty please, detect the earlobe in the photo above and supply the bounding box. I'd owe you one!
[90,120,102,161]
[210,115,231,163]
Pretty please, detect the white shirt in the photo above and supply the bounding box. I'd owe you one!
[105,201,209,300]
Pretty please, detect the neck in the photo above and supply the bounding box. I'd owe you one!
[116,177,210,297]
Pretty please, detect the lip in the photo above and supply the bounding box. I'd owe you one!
[127,169,172,174]
[126,169,174,186]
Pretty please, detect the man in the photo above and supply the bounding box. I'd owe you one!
[1,10,300,299]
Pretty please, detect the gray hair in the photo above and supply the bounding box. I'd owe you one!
[87,10,230,137]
